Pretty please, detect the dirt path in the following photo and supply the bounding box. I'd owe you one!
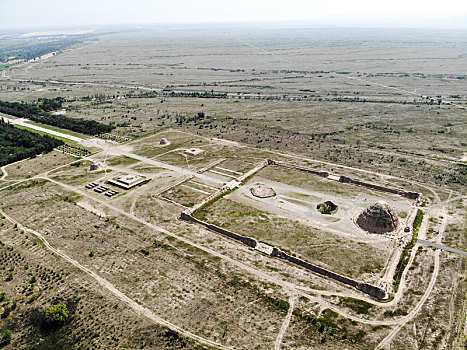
[1,115,84,143]
[0,208,233,350]
[1,154,450,316]
[40,176,426,326]
[376,210,447,349]
[379,206,418,294]
[382,211,430,307]
[0,165,8,180]
[0,151,453,333]
[274,293,297,350]
[129,195,138,215]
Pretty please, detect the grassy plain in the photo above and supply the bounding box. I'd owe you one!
[0,26,465,349]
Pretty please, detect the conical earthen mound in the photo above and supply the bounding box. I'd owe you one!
[357,201,399,234]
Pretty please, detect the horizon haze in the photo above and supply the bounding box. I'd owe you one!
[1,0,467,30]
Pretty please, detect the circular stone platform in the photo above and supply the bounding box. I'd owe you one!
[317,200,338,215]
[250,185,276,198]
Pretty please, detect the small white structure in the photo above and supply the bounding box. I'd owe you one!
[184,148,203,156]
[255,242,274,255]
[107,174,147,189]
[52,109,67,115]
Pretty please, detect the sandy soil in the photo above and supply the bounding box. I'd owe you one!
[77,200,107,218]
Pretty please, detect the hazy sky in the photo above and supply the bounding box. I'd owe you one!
[1,0,467,30]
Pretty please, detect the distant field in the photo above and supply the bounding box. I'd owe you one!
[0,27,465,350]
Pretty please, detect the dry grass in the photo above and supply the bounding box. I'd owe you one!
[194,197,388,279]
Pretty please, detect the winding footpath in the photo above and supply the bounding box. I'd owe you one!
[274,294,297,350]
[376,210,448,349]
[0,126,460,347]
[0,208,233,350]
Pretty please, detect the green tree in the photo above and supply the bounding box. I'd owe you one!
[45,303,69,325]
[0,329,12,346]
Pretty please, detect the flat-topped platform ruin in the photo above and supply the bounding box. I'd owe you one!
[107,173,148,189]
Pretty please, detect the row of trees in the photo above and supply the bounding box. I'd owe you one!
[0,118,63,166]
[0,36,86,62]
[0,99,114,135]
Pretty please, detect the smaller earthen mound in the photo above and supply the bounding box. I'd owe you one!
[250,185,276,198]
[159,138,169,146]
[317,200,338,215]
[357,201,399,234]
[89,163,101,172]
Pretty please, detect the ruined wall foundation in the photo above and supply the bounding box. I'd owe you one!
[175,158,424,300]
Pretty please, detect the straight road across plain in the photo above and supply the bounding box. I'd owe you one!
[417,239,467,257]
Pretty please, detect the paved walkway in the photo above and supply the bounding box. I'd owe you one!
[1,116,84,143]
[417,239,467,257]
[2,115,225,186]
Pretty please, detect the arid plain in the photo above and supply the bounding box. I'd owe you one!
[0,26,466,349]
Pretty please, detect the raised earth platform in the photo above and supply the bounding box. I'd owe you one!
[250,185,276,198]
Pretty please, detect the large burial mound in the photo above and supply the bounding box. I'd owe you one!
[250,185,276,198]
[356,201,399,234]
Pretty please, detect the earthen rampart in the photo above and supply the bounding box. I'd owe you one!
[271,248,388,300]
[237,159,269,182]
[339,176,421,201]
[267,159,329,178]
[180,212,258,248]
[179,158,401,300]
[267,159,421,203]
[180,210,388,300]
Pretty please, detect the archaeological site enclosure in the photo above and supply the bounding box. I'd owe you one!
[0,24,465,350]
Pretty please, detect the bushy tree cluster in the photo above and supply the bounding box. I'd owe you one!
[0,119,64,166]
[44,303,69,325]
[0,36,86,62]
[176,112,207,125]
[0,99,114,135]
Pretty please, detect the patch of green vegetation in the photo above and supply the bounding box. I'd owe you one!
[0,35,85,62]
[413,209,424,231]
[9,179,48,191]
[61,193,81,203]
[153,239,173,250]
[192,188,235,221]
[107,155,139,166]
[161,329,196,348]
[45,303,69,324]
[294,308,367,344]
[0,329,12,347]
[256,291,289,313]
[194,197,387,278]
[0,99,114,135]
[393,209,423,292]
[339,297,374,314]
[0,119,64,166]
[140,249,150,256]
[383,308,408,317]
